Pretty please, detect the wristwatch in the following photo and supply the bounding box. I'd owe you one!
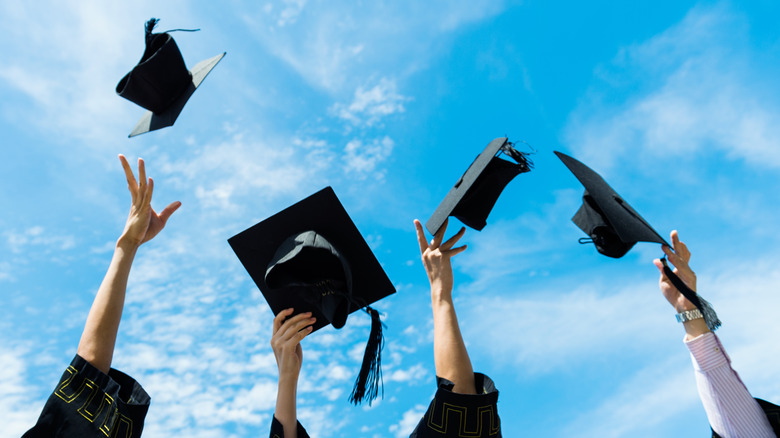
[675,308,703,323]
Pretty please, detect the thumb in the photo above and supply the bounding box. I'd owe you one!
[159,201,182,224]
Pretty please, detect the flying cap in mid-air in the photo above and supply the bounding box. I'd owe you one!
[555,150,720,330]
[426,137,533,235]
[116,18,225,137]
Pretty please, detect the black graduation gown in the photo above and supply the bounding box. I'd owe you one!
[22,355,150,438]
[268,373,501,437]
[410,373,502,437]
[711,398,780,438]
[270,416,310,438]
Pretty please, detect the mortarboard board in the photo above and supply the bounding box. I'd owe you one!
[555,150,720,330]
[228,186,396,404]
[425,137,533,235]
[554,150,668,258]
[116,18,225,138]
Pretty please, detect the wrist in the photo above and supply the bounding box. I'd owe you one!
[278,370,300,385]
[116,234,142,251]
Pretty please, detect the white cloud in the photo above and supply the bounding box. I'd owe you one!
[5,226,76,254]
[0,347,45,437]
[385,363,427,383]
[564,4,780,171]
[389,404,427,438]
[560,356,703,437]
[239,1,508,92]
[343,136,395,179]
[331,78,409,127]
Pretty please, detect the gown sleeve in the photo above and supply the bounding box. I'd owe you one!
[270,415,310,438]
[409,372,501,437]
[22,355,150,438]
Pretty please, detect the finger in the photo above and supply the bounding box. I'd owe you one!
[677,240,691,262]
[431,218,447,249]
[294,325,314,345]
[278,312,314,339]
[273,308,295,334]
[158,201,182,225]
[138,158,147,194]
[671,230,680,249]
[119,155,138,196]
[414,219,429,255]
[445,244,467,257]
[441,226,465,251]
[281,316,316,343]
[652,258,666,275]
[143,177,154,207]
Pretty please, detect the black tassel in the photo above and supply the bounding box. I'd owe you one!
[144,18,160,36]
[661,257,721,331]
[501,141,534,173]
[349,306,384,405]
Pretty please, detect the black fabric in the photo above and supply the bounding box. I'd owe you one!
[270,416,310,438]
[410,373,501,438]
[711,398,780,438]
[22,355,150,438]
[451,156,523,231]
[116,32,192,114]
[265,231,353,329]
[572,191,635,258]
[425,137,532,235]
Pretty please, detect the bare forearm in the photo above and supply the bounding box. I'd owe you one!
[431,287,476,394]
[275,376,298,438]
[77,238,138,374]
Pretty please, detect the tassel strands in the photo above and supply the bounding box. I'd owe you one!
[349,306,385,405]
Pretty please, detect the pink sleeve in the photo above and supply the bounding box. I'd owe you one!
[685,332,775,438]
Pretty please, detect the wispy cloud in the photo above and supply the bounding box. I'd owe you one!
[5,226,76,254]
[0,347,46,437]
[564,4,780,171]
[239,1,508,92]
[331,78,409,127]
[343,136,395,179]
[389,404,427,438]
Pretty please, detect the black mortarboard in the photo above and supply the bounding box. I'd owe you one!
[116,18,225,138]
[426,137,533,235]
[556,150,721,330]
[554,150,668,258]
[228,186,396,405]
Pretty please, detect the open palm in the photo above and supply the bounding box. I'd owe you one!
[119,155,180,246]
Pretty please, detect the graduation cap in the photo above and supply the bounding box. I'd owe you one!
[425,137,533,235]
[228,187,396,404]
[555,150,720,330]
[116,18,225,137]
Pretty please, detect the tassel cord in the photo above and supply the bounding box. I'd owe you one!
[661,257,721,331]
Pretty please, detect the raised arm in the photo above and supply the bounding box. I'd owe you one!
[76,155,180,374]
[270,308,314,438]
[653,230,774,438]
[414,218,475,394]
[652,230,709,340]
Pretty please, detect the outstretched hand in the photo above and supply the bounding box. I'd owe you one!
[653,230,698,312]
[118,155,181,248]
[271,308,315,381]
[414,218,467,295]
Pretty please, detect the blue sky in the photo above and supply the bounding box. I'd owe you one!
[2,1,780,436]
